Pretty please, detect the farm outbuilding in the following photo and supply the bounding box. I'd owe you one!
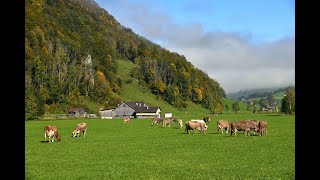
[68,108,87,117]
[99,109,114,119]
[165,112,172,118]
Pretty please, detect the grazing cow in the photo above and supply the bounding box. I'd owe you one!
[230,120,261,137]
[151,117,163,126]
[123,117,132,123]
[72,122,87,137]
[44,125,61,143]
[245,120,260,135]
[259,120,268,136]
[191,120,208,133]
[177,119,183,129]
[185,121,206,134]
[230,120,250,137]
[162,118,175,127]
[170,116,178,123]
[203,117,211,124]
[217,120,230,134]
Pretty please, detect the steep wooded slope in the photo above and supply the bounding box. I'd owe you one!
[25,0,226,119]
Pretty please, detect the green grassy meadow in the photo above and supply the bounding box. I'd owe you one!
[26,113,295,179]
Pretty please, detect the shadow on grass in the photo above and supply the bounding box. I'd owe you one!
[265,114,282,116]
[40,140,62,143]
[207,132,220,134]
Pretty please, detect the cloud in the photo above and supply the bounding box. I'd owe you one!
[96,0,295,93]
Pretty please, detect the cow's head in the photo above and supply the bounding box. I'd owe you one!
[72,130,80,137]
[56,134,61,141]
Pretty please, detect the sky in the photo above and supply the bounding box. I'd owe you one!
[94,0,295,94]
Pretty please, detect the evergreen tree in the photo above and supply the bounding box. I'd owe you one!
[232,101,240,113]
[225,104,229,113]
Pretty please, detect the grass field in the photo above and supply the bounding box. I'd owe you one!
[26,113,295,179]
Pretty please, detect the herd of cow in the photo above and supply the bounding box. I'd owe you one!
[150,116,268,137]
[43,116,267,143]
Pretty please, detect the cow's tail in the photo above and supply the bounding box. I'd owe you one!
[258,121,262,136]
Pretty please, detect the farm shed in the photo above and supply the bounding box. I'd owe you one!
[68,108,87,117]
[99,109,114,119]
[165,112,172,118]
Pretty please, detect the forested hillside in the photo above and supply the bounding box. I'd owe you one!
[227,86,294,100]
[25,0,226,120]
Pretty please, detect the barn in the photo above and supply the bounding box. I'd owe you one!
[112,101,161,118]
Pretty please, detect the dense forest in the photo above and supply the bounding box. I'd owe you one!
[25,0,226,120]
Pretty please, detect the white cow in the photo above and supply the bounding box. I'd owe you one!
[177,119,183,129]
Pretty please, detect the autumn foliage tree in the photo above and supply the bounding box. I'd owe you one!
[281,88,295,114]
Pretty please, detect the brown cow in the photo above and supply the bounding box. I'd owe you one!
[190,120,208,133]
[185,121,207,134]
[44,125,61,142]
[245,120,260,135]
[123,117,132,123]
[170,116,177,122]
[162,118,175,127]
[259,120,268,136]
[217,120,230,134]
[230,120,261,136]
[72,122,87,137]
[151,117,163,126]
[230,120,250,137]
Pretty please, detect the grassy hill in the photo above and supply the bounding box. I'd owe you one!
[116,59,211,119]
[115,59,250,119]
[221,97,248,113]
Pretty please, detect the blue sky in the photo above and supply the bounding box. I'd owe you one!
[94,0,295,93]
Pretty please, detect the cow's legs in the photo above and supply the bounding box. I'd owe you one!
[84,129,87,137]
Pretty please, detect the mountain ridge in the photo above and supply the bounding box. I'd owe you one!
[227,86,295,100]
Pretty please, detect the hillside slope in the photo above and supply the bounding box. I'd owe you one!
[116,59,211,119]
[25,0,225,119]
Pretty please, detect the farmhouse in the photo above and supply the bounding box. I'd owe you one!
[102,101,161,119]
[68,108,87,117]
